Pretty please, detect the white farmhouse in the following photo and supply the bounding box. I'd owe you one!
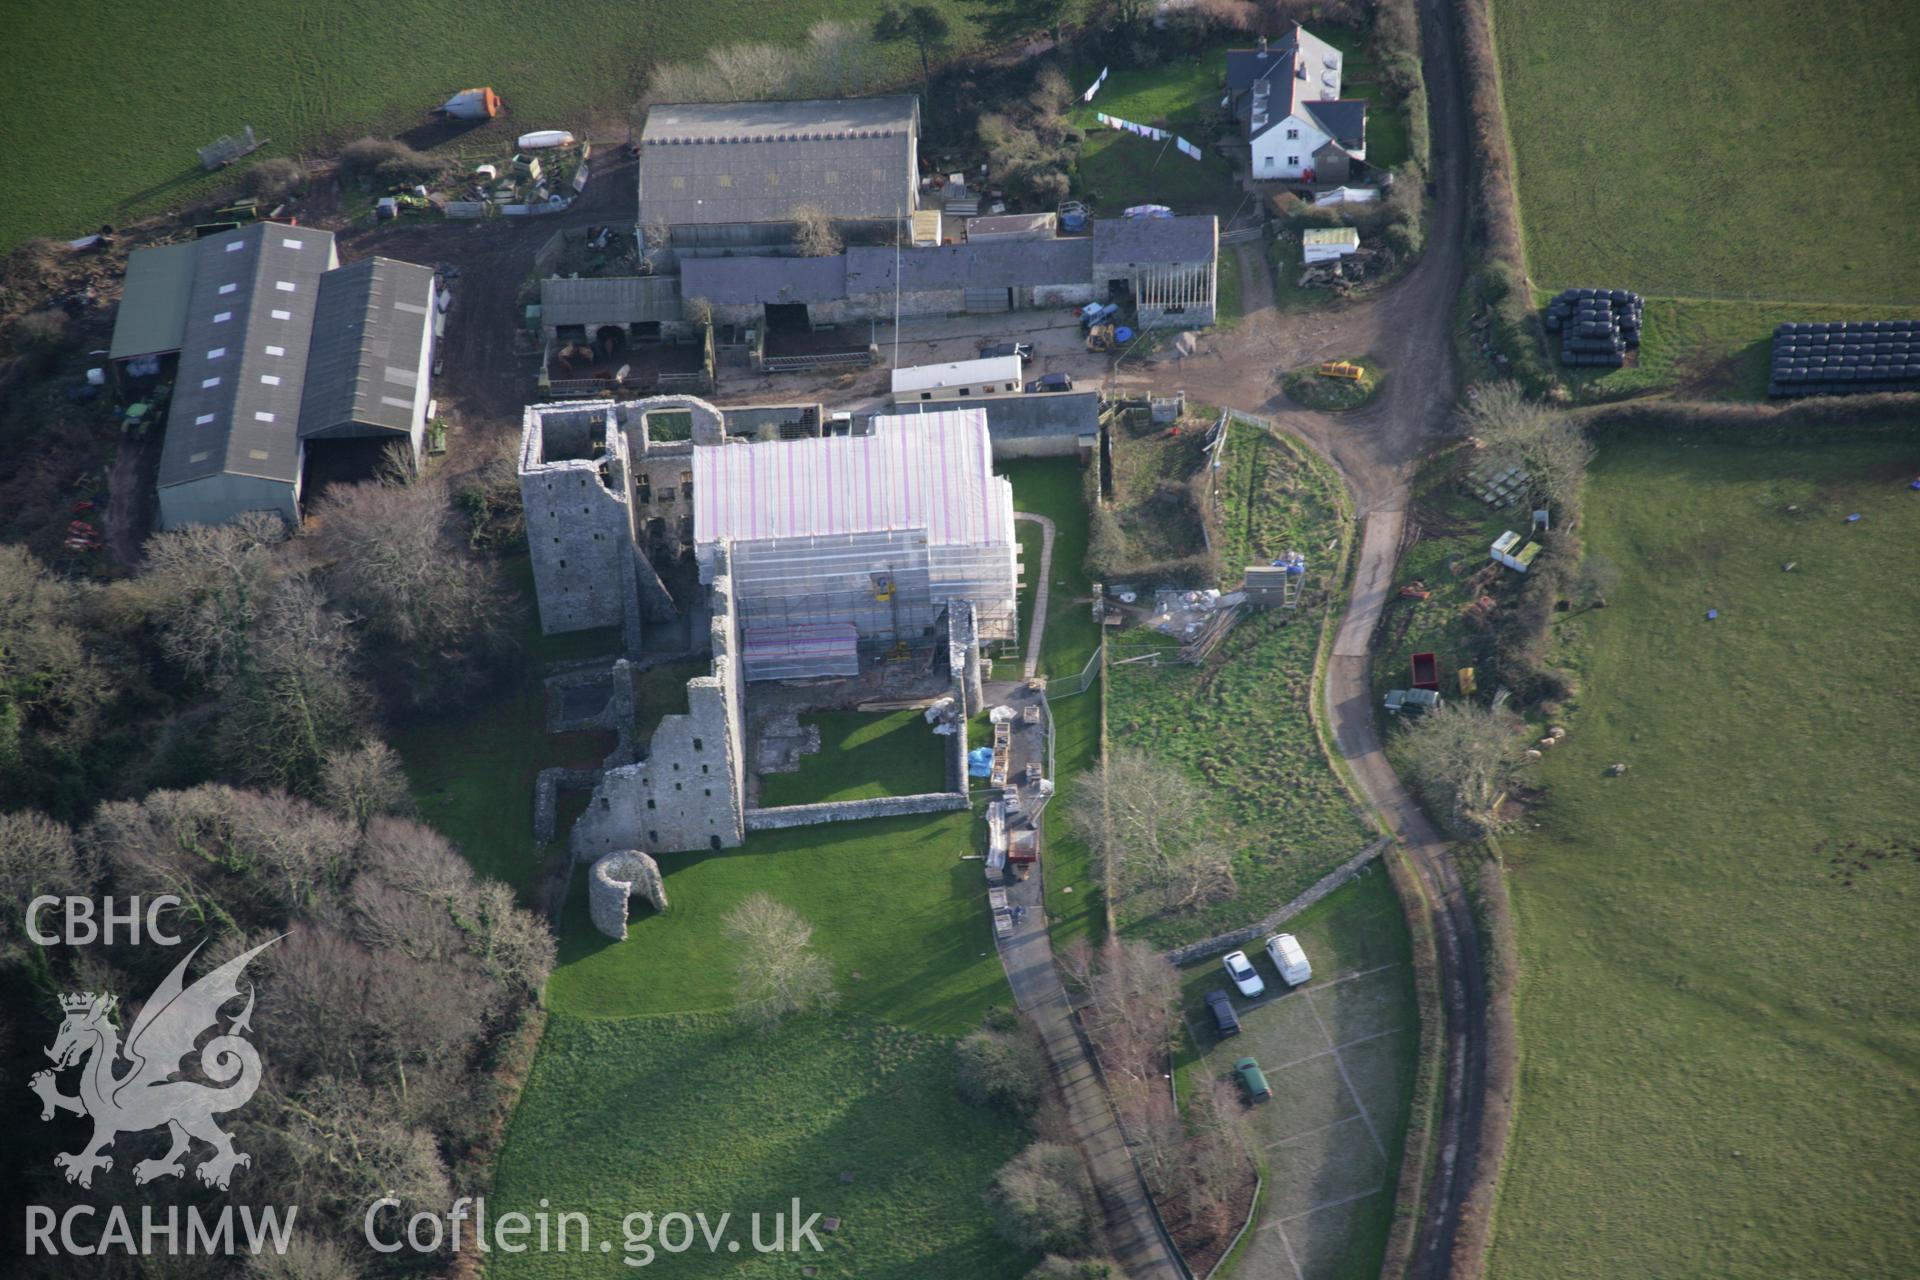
[1226,25,1369,184]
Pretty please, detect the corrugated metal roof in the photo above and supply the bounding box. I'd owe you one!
[915,391,1101,441]
[299,257,436,439]
[891,356,1023,396]
[680,255,848,305]
[540,275,683,326]
[846,238,1093,293]
[158,224,337,491]
[1091,215,1218,266]
[694,408,1008,550]
[110,240,198,360]
[1302,227,1360,248]
[639,97,917,227]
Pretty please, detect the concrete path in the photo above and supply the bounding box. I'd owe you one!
[999,870,1184,1280]
[1014,512,1057,679]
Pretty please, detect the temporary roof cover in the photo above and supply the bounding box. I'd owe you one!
[109,240,198,361]
[693,408,1010,556]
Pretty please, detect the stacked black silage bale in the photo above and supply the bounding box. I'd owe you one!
[1543,287,1642,367]
[1768,321,1920,398]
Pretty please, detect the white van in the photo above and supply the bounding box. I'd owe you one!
[1264,933,1312,987]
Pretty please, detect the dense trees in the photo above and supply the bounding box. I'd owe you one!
[955,1009,1048,1115]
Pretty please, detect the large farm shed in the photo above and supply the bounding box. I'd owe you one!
[637,97,921,256]
[110,224,436,530]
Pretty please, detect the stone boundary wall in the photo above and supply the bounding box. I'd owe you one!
[744,791,969,832]
[534,767,603,843]
[1163,838,1391,965]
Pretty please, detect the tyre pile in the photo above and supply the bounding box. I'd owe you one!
[1769,322,1920,398]
[1544,288,1642,367]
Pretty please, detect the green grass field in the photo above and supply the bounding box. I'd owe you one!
[0,0,984,251]
[1109,424,1371,948]
[1490,0,1920,399]
[489,1010,1032,1279]
[1487,422,1920,1278]
[1175,872,1418,1280]
[1491,0,1920,305]
[756,710,949,807]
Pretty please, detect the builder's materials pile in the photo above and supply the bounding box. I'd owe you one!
[1768,321,1919,399]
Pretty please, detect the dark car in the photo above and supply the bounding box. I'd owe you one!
[979,341,1035,363]
[1205,989,1241,1038]
[1025,372,1074,393]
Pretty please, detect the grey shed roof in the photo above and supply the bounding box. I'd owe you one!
[540,275,683,327]
[639,96,918,227]
[159,224,336,491]
[298,257,436,439]
[1305,100,1367,151]
[922,391,1101,442]
[110,239,198,360]
[680,255,849,305]
[1092,215,1219,266]
[845,238,1093,293]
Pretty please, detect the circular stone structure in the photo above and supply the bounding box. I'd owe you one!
[589,850,668,940]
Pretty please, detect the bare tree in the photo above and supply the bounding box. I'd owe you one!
[807,18,877,95]
[985,1142,1096,1254]
[707,43,797,100]
[244,1231,360,1280]
[1027,1258,1133,1280]
[1459,381,1593,515]
[722,893,837,1026]
[320,740,412,830]
[1398,701,1527,835]
[956,1021,1048,1114]
[790,203,844,258]
[0,810,92,959]
[311,473,517,702]
[122,512,286,684]
[1065,749,1235,916]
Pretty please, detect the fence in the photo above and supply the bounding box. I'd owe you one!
[760,349,875,374]
[1047,643,1103,699]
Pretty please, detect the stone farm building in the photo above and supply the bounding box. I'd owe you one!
[675,211,1219,332]
[637,96,921,257]
[109,224,437,529]
[519,395,1006,855]
[1227,25,1369,183]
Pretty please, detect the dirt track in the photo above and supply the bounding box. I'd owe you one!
[1122,0,1499,1274]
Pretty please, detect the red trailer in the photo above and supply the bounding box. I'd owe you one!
[1410,652,1440,692]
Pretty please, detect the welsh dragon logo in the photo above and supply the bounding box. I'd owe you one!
[31,938,277,1191]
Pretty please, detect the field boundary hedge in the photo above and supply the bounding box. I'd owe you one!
[1576,391,1920,434]
[1445,839,1519,1278]
[1453,0,1553,393]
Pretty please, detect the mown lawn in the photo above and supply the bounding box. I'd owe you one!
[0,0,987,251]
[756,709,949,807]
[1110,423,1371,948]
[489,1010,1033,1279]
[1488,422,1920,1279]
[1491,0,1920,305]
[1005,458,1100,680]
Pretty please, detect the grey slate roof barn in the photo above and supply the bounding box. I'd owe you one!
[299,257,437,442]
[638,97,920,253]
